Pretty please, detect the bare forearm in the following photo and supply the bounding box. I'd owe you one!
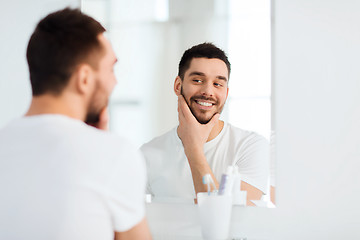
[185,149,219,195]
[114,218,152,240]
[176,95,222,197]
[240,181,263,206]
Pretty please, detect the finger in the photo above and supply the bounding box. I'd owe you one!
[207,113,220,127]
[96,107,109,130]
[178,95,189,119]
[178,95,195,122]
[177,96,184,118]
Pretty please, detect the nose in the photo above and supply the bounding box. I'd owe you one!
[200,82,214,97]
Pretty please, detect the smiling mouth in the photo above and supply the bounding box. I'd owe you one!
[195,100,214,107]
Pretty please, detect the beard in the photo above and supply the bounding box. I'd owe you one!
[180,87,224,124]
[85,80,109,124]
[85,110,100,125]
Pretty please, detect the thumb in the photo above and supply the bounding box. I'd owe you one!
[96,107,109,131]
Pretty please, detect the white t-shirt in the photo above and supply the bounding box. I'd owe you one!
[141,122,269,202]
[0,115,146,240]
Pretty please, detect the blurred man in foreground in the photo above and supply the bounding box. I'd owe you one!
[0,8,151,240]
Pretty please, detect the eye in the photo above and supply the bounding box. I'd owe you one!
[214,82,223,87]
[192,79,202,83]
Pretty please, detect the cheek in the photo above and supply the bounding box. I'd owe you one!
[102,72,116,93]
[181,87,193,102]
[217,90,228,103]
[107,78,116,92]
[182,84,197,96]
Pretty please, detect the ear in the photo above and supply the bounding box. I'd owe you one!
[75,64,95,95]
[174,76,182,96]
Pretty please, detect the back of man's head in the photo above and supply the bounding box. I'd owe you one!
[26,8,105,96]
[177,42,231,80]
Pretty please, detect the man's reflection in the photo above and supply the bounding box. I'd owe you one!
[141,43,270,206]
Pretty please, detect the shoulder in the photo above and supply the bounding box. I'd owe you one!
[226,123,268,143]
[59,117,134,149]
[140,127,177,152]
[84,129,146,186]
[91,130,143,163]
[223,123,269,154]
[62,120,144,169]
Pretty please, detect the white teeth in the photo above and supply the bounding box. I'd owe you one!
[197,101,212,107]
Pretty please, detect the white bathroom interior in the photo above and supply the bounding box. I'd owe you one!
[0,0,359,239]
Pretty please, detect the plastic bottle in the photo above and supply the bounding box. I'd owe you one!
[218,166,234,195]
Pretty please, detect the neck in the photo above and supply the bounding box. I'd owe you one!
[207,120,224,142]
[25,93,86,121]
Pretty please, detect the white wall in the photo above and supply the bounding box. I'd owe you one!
[271,0,360,238]
[210,0,360,239]
[0,0,79,128]
[218,0,360,239]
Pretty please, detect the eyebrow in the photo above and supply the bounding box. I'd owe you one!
[188,71,228,81]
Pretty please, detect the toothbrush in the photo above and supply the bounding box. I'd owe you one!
[202,174,217,195]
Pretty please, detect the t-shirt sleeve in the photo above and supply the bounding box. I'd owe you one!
[105,141,147,232]
[235,133,270,194]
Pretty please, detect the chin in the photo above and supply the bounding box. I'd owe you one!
[194,111,221,124]
[194,115,212,124]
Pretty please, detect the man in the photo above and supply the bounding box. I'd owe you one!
[141,43,269,205]
[0,8,151,240]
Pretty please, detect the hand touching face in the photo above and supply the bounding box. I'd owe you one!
[174,57,229,124]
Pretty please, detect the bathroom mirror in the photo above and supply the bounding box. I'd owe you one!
[81,0,274,206]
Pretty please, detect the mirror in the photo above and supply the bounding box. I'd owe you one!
[81,0,274,206]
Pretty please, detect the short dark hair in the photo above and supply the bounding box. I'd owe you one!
[178,42,231,80]
[26,8,106,96]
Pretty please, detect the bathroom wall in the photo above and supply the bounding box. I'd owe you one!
[271,0,360,238]
[0,0,79,127]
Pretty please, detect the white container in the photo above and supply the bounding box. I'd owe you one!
[197,192,233,240]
